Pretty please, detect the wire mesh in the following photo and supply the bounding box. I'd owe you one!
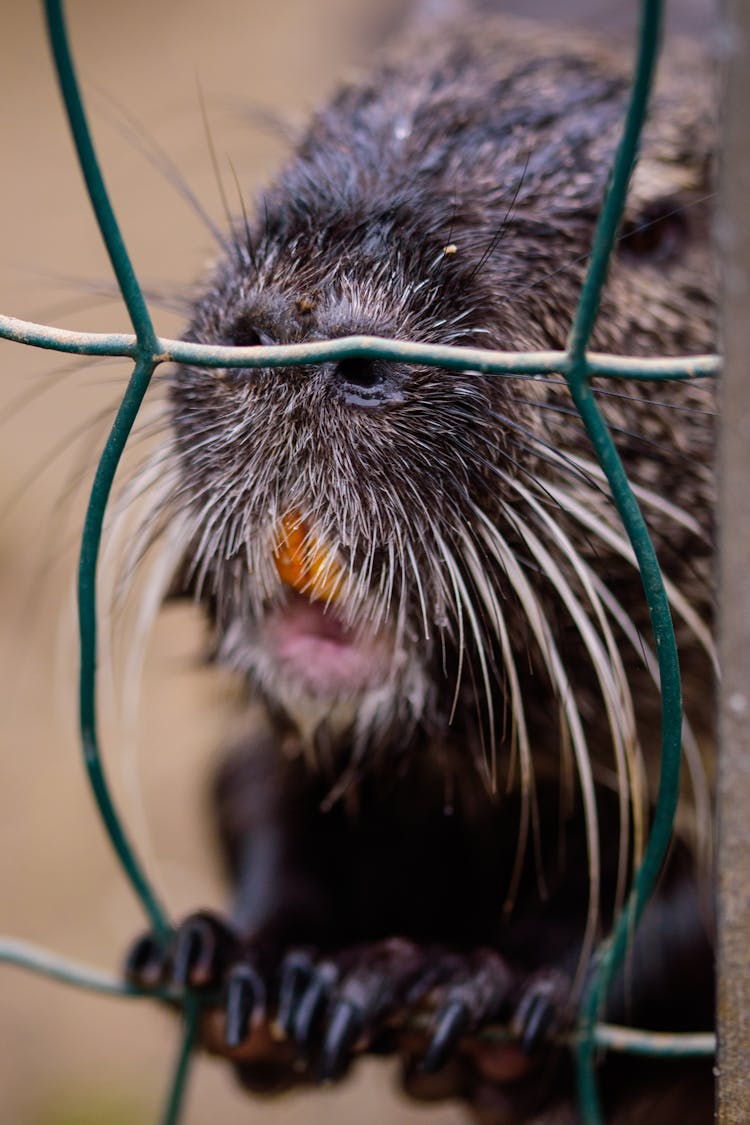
[0,0,719,1122]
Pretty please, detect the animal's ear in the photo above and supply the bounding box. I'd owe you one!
[618,39,715,267]
[619,145,714,267]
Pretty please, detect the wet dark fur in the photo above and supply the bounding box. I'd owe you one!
[128,14,717,1123]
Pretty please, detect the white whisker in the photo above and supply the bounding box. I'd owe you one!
[543,482,718,674]
[458,523,540,909]
[473,504,600,992]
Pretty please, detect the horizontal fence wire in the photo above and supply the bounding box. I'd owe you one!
[0,315,720,380]
[0,0,719,1122]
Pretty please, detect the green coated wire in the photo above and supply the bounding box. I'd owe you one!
[592,1024,715,1059]
[44,0,157,352]
[566,0,663,367]
[0,936,161,999]
[44,0,171,945]
[0,936,718,1062]
[0,313,719,381]
[0,937,170,998]
[563,2,685,1122]
[161,996,201,1125]
[76,352,172,947]
[0,936,716,1059]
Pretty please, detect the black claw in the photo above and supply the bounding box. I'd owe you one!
[319,1001,363,1082]
[422,999,470,1073]
[511,983,534,1033]
[277,951,315,1038]
[225,964,266,1047]
[518,993,556,1053]
[172,920,212,988]
[511,971,567,1053]
[124,933,166,989]
[293,962,338,1054]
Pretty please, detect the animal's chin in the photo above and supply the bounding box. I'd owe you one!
[261,594,393,699]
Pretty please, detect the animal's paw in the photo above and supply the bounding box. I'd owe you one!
[207,938,515,1084]
[124,924,570,1096]
[222,937,425,1082]
[269,942,521,1082]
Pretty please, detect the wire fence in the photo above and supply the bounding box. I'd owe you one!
[0,1,720,1122]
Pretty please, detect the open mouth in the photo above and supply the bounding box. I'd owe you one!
[262,594,392,698]
[261,511,392,698]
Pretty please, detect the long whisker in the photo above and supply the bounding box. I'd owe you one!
[501,393,712,469]
[484,408,607,497]
[590,573,713,874]
[468,153,530,283]
[197,77,237,248]
[543,481,717,672]
[568,453,710,543]
[472,503,600,994]
[91,85,229,251]
[500,477,646,918]
[439,531,497,787]
[458,523,542,910]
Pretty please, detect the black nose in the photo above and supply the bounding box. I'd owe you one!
[331,358,405,407]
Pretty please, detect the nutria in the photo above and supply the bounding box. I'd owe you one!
[124,11,716,1122]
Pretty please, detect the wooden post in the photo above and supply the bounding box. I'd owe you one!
[717,1,750,1119]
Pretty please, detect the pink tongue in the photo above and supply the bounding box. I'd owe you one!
[266,598,390,696]
[277,597,349,643]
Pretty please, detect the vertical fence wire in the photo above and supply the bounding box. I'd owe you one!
[44,0,171,947]
[564,3,686,1119]
[161,996,201,1125]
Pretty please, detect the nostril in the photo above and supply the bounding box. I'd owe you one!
[335,358,384,391]
[332,358,404,407]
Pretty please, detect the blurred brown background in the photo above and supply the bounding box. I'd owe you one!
[0,2,715,1123]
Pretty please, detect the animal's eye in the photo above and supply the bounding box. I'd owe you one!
[619,200,689,264]
[229,315,269,348]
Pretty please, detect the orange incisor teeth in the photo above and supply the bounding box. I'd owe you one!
[273,511,344,603]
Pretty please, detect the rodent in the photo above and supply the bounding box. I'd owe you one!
[124,10,717,1123]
